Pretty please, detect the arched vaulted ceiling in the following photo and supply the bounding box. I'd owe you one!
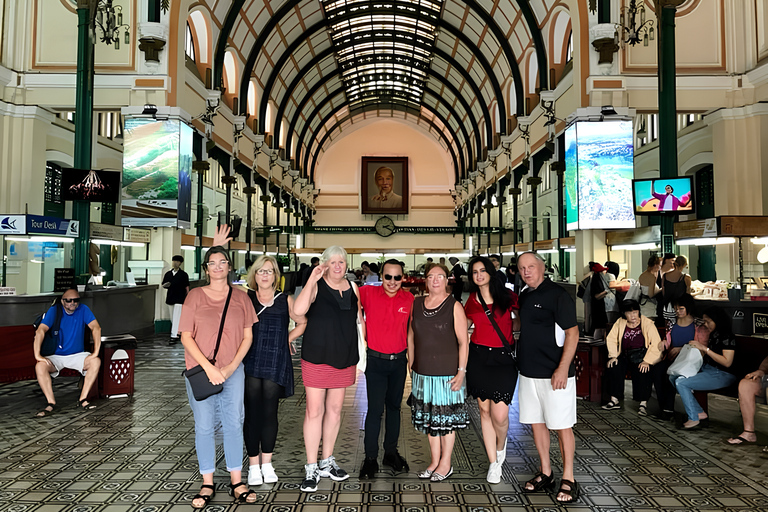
[203,0,565,185]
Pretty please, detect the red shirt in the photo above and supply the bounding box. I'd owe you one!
[360,286,414,353]
[464,291,519,348]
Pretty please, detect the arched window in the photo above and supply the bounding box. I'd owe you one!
[247,81,257,118]
[188,10,209,64]
[223,51,237,93]
[551,12,570,65]
[185,23,195,62]
[508,82,517,117]
[566,30,573,63]
[527,54,538,95]
[265,103,273,134]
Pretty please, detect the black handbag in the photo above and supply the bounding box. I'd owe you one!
[477,294,517,367]
[625,347,647,366]
[183,286,233,401]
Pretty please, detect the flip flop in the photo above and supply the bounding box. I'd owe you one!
[725,435,756,446]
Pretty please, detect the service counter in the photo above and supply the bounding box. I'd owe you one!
[694,298,768,336]
[0,285,158,336]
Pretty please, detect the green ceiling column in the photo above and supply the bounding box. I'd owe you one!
[73,1,95,282]
[656,1,685,254]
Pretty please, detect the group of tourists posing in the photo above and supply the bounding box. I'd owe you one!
[181,228,582,508]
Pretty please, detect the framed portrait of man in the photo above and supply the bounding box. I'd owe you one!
[361,156,409,215]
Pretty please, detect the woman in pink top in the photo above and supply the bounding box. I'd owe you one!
[179,246,259,508]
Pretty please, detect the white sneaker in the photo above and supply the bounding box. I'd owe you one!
[248,464,263,485]
[301,463,319,492]
[486,461,502,484]
[496,437,508,465]
[261,462,278,483]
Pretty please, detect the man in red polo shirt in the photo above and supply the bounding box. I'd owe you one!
[359,259,414,478]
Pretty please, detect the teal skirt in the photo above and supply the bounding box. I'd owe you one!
[409,371,468,436]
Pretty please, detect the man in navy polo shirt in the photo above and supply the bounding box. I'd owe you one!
[358,259,414,478]
[516,252,580,503]
[33,288,102,416]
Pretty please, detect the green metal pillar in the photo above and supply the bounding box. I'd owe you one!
[656,1,681,254]
[192,160,209,275]
[73,1,95,282]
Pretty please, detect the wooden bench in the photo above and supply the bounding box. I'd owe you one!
[0,325,98,400]
[694,335,768,413]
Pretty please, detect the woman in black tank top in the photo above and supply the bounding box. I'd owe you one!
[407,263,469,482]
[293,246,363,492]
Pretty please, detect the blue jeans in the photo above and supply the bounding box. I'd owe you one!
[669,364,737,421]
[185,364,245,474]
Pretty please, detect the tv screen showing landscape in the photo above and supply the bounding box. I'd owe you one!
[121,119,192,228]
[564,124,579,230]
[564,120,636,230]
[633,177,694,214]
[61,168,121,203]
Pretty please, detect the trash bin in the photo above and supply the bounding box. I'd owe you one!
[99,335,138,398]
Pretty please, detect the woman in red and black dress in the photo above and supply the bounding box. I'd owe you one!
[464,256,520,484]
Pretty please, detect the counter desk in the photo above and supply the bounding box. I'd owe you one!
[0,285,157,382]
[694,298,768,336]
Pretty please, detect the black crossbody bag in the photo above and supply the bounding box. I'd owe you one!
[476,294,517,367]
[183,286,233,401]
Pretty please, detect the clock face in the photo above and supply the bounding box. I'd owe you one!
[375,216,395,237]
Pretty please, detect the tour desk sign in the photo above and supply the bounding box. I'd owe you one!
[0,214,79,238]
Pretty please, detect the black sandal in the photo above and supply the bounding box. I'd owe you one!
[191,484,215,509]
[556,479,580,503]
[228,482,258,503]
[36,403,55,417]
[523,471,554,493]
[78,399,97,410]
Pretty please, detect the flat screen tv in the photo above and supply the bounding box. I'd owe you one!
[61,168,121,203]
[632,177,694,214]
[564,120,636,230]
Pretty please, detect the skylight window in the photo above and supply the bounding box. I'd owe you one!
[321,0,443,109]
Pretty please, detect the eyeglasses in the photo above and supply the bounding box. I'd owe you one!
[256,269,275,275]
[427,274,446,280]
[205,260,229,268]
[62,298,80,303]
[383,274,403,281]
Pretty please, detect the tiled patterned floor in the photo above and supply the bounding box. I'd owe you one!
[2,334,768,511]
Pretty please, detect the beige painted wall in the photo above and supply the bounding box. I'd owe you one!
[314,118,455,223]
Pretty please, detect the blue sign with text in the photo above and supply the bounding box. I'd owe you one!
[26,215,79,237]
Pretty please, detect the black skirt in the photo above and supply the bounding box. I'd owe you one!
[466,342,519,405]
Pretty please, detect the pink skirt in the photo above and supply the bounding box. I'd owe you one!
[301,360,356,389]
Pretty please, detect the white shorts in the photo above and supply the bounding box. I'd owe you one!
[46,352,91,379]
[518,375,577,430]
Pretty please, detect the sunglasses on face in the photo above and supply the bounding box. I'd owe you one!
[62,298,80,303]
[383,274,403,281]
